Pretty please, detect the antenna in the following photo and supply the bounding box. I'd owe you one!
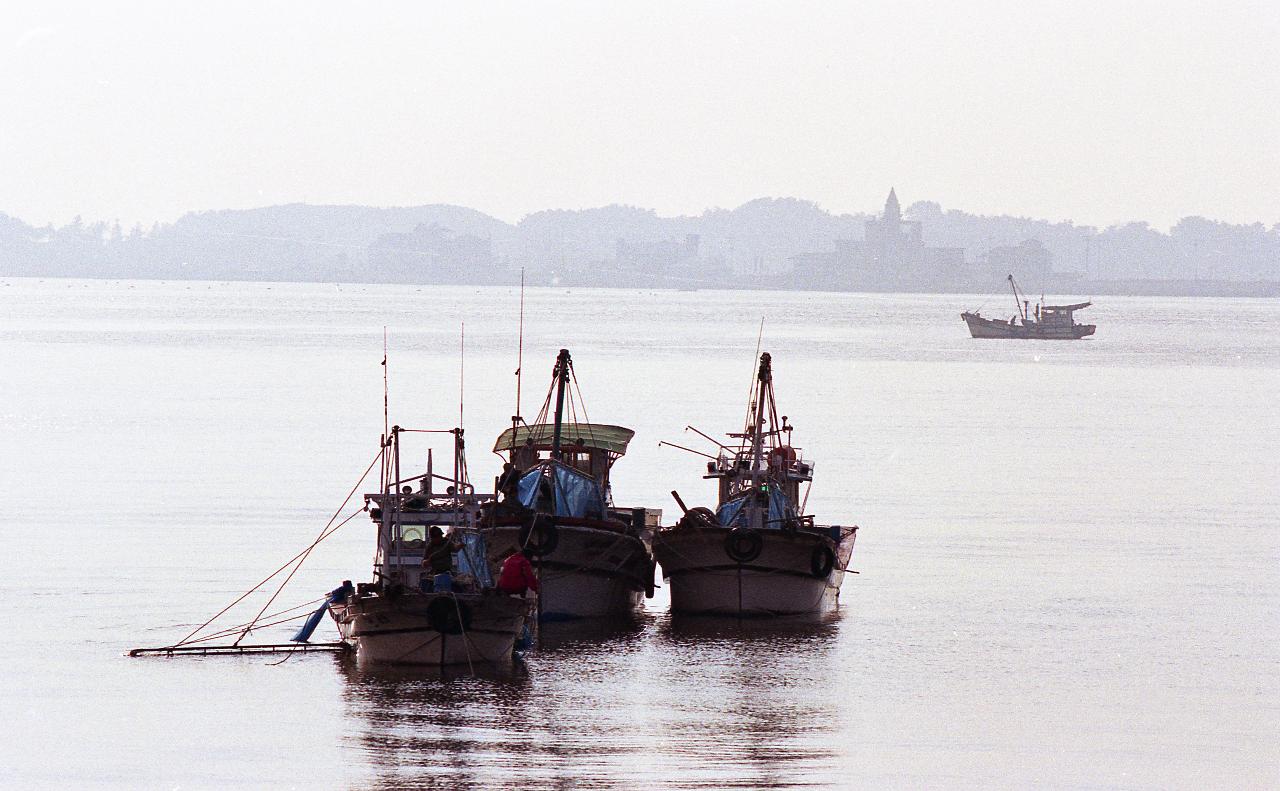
[382,327,389,438]
[457,321,466,503]
[515,267,525,426]
[382,327,389,489]
[459,321,465,431]
[742,317,765,437]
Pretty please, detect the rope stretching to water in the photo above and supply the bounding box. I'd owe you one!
[172,445,384,648]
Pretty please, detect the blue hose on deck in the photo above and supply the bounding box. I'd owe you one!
[291,581,354,643]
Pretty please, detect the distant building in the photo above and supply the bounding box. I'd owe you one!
[864,188,923,279]
[615,234,700,274]
[789,189,967,290]
[983,239,1053,285]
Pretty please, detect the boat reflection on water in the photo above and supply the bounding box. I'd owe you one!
[336,654,534,789]
[533,613,650,653]
[336,612,851,789]
[658,609,844,643]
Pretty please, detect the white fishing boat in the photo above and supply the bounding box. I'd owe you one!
[329,425,533,666]
[652,352,858,616]
[961,274,1096,339]
[482,349,660,620]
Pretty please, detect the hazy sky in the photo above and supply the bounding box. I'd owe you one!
[2,1,1277,231]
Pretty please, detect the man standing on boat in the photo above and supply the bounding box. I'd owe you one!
[421,526,462,592]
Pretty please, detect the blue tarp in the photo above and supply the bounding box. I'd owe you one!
[715,487,794,530]
[515,463,605,519]
[552,464,605,518]
[453,530,494,588]
[516,468,542,509]
[291,581,353,643]
[716,498,747,527]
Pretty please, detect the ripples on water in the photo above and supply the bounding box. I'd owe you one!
[342,615,847,790]
[1,279,1276,788]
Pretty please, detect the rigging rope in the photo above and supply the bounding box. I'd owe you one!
[234,452,383,644]
[174,445,383,648]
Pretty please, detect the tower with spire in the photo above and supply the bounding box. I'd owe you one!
[884,187,902,225]
[863,188,924,286]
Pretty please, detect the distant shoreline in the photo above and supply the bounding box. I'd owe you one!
[6,273,1276,299]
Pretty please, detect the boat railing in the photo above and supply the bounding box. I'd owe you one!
[704,452,814,481]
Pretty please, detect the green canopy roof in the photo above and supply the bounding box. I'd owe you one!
[493,423,635,456]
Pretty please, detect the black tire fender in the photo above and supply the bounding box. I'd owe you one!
[426,596,472,635]
[810,544,836,579]
[519,513,559,557]
[724,527,763,563]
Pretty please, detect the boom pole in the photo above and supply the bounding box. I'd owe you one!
[551,348,570,461]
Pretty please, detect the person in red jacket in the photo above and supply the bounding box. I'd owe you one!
[497,549,540,596]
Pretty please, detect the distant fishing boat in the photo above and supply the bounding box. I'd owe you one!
[483,349,660,620]
[652,352,858,616]
[330,426,532,666]
[961,274,1096,339]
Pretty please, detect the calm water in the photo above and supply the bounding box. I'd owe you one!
[1,279,1277,789]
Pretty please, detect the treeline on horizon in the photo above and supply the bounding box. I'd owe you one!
[0,198,1276,290]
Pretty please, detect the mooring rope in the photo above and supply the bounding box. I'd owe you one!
[174,445,384,648]
[178,599,328,646]
[233,447,386,645]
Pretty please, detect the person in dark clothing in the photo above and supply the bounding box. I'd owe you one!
[421,526,462,592]
[497,462,520,502]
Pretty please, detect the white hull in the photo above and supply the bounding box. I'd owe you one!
[653,526,857,616]
[483,523,652,619]
[330,592,530,666]
[961,311,1095,339]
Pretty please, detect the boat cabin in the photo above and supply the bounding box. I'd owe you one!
[1036,301,1091,328]
[493,422,634,494]
[702,445,814,530]
[364,489,497,593]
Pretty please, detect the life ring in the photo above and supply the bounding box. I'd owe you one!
[724,527,763,563]
[426,596,472,635]
[810,545,836,579]
[519,513,559,556]
[678,506,719,530]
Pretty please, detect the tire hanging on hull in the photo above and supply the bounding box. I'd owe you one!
[519,513,559,556]
[426,597,472,635]
[724,527,763,563]
[810,545,836,579]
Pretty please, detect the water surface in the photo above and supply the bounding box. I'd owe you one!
[1,279,1276,788]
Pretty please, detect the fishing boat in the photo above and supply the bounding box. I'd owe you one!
[961,274,1096,339]
[329,425,533,666]
[482,348,660,620]
[652,352,858,616]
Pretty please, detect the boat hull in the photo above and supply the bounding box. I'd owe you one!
[652,525,857,616]
[961,311,1095,339]
[330,591,530,666]
[483,522,653,619]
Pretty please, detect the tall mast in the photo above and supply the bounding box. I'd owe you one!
[456,321,464,498]
[551,348,570,461]
[393,425,402,577]
[1008,274,1028,321]
[750,353,771,480]
[515,267,525,431]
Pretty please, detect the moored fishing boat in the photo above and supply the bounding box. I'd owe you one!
[482,348,660,620]
[652,352,858,616]
[329,425,533,666]
[961,274,1096,339]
